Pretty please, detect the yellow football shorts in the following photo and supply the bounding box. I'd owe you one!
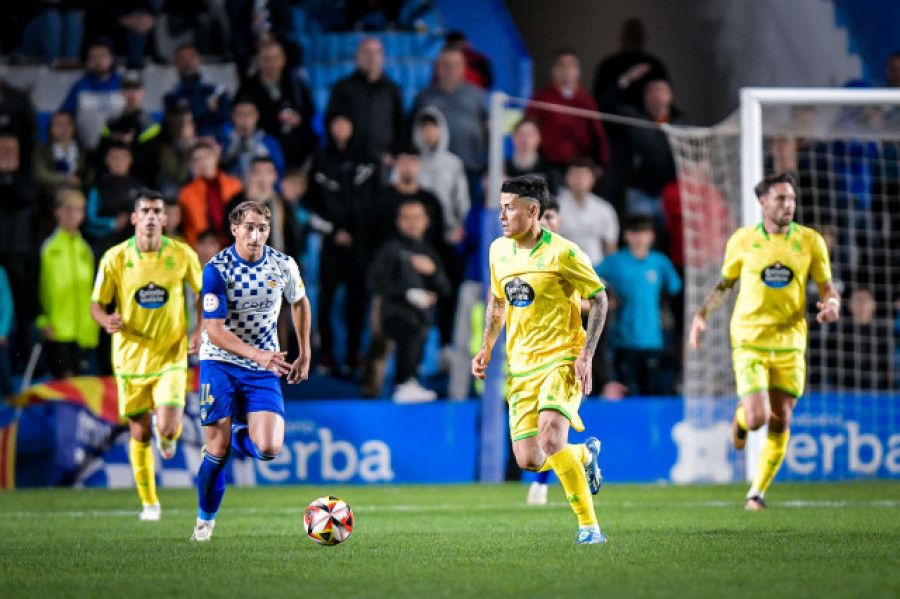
[116,367,187,418]
[507,361,585,442]
[732,347,805,398]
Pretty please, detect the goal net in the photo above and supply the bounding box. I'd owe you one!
[486,88,900,483]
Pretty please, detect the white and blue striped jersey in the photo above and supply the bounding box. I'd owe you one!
[200,245,305,371]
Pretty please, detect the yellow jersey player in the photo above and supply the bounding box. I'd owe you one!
[473,175,609,544]
[90,190,203,521]
[689,172,840,510]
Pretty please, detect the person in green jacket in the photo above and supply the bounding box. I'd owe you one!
[37,189,99,379]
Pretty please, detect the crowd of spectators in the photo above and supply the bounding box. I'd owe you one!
[0,8,895,400]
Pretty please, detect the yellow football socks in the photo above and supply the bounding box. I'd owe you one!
[752,428,790,493]
[736,404,748,430]
[547,446,597,527]
[159,421,183,444]
[537,443,588,471]
[130,438,158,507]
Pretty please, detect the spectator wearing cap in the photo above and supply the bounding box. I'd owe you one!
[305,111,378,377]
[98,70,161,186]
[526,49,609,178]
[235,39,318,170]
[326,37,404,165]
[164,44,231,138]
[59,37,124,151]
[219,98,286,181]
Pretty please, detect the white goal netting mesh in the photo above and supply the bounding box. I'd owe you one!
[489,91,900,482]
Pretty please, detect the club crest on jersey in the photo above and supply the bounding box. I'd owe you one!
[135,283,169,308]
[505,277,535,307]
[761,262,794,288]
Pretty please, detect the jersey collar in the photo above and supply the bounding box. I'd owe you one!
[756,221,797,241]
[129,235,171,259]
[512,227,552,257]
[230,244,268,267]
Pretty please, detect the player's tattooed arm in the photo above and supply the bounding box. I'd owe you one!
[689,277,737,349]
[472,294,506,380]
[697,277,737,319]
[482,294,507,350]
[581,289,609,359]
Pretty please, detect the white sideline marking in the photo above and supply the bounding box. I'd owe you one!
[0,499,898,519]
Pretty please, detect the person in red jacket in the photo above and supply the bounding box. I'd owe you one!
[526,49,609,180]
[177,140,243,248]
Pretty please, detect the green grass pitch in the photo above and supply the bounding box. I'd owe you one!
[1,481,898,598]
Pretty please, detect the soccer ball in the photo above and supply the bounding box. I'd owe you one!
[304,496,354,545]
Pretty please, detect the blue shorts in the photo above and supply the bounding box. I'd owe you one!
[198,360,284,426]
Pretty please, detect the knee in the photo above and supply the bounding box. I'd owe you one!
[744,406,768,431]
[770,409,792,433]
[537,433,565,458]
[254,441,282,459]
[157,421,179,439]
[515,454,542,472]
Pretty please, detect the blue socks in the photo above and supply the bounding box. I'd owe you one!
[197,450,228,521]
[231,423,277,461]
[536,470,550,484]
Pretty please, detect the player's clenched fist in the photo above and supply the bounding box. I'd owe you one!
[472,347,491,380]
[104,312,124,335]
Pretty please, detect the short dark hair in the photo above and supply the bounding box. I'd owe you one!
[567,156,596,172]
[229,200,272,225]
[398,197,427,212]
[134,189,166,210]
[512,115,540,132]
[545,195,560,214]
[106,141,132,156]
[196,229,220,245]
[191,139,217,155]
[394,142,420,158]
[755,171,798,198]
[501,174,550,218]
[417,113,439,127]
[624,214,654,232]
[553,48,579,62]
[250,155,276,170]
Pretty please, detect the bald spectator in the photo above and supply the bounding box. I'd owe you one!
[327,37,404,164]
[413,47,488,198]
[236,40,318,169]
[526,49,609,181]
[593,18,669,112]
[164,44,231,138]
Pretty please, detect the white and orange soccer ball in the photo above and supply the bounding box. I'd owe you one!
[304,496,354,545]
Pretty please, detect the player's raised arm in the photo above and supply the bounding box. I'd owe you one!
[472,293,506,380]
[689,276,737,349]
